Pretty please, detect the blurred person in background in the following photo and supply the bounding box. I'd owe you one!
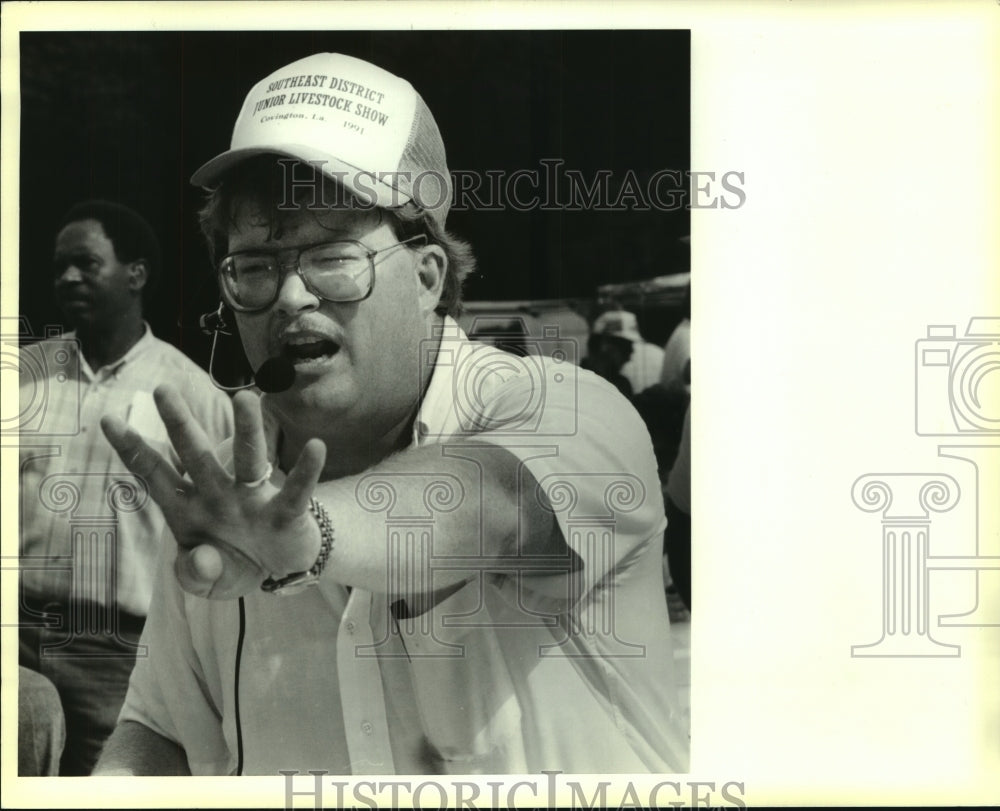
[593,308,664,395]
[663,404,691,610]
[660,281,691,396]
[18,199,233,774]
[634,281,691,476]
[581,326,635,398]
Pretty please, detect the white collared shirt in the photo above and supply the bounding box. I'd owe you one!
[120,318,688,774]
[19,324,233,617]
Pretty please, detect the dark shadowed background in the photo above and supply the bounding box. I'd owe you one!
[18,30,690,367]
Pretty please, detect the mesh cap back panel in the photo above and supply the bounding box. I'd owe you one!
[398,95,452,226]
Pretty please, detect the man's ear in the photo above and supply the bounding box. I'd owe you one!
[128,260,149,293]
[415,245,447,316]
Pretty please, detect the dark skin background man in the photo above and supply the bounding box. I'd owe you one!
[18,200,232,775]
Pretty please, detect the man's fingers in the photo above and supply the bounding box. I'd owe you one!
[273,438,326,517]
[100,415,185,500]
[231,390,270,485]
[153,384,226,493]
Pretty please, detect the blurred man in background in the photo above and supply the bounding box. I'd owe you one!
[18,200,232,774]
[593,308,664,395]
[581,325,635,398]
[660,282,691,396]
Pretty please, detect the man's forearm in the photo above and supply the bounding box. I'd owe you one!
[312,440,564,597]
[92,720,190,776]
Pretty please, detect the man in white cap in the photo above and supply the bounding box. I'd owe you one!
[592,308,665,395]
[94,53,688,776]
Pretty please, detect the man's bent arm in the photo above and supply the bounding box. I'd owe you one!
[312,439,568,599]
[92,720,190,776]
[102,388,576,602]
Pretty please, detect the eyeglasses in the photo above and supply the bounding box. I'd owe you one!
[217,234,427,313]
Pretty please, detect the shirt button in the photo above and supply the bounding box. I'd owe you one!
[344,621,356,634]
[361,721,374,736]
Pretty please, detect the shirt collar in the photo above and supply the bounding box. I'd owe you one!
[411,315,469,445]
[64,321,154,380]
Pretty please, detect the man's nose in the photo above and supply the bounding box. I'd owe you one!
[273,266,320,314]
[56,264,84,284]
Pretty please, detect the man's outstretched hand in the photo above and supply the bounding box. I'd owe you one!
[101,385,326,599]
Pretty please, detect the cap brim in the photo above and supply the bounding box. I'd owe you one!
[190,144,413,210]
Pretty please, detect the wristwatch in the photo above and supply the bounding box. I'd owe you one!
[260,498,335,596]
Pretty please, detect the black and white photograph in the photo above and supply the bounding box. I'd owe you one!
[10,14,694,789]
[2,2,997,808]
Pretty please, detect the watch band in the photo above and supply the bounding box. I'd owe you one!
[261,497,335,595]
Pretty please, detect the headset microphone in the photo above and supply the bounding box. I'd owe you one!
[198,306,227,335]
[200,303,297,394]
[253,357,296,393]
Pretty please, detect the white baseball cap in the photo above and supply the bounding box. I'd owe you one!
[592,309,643,343]
[190,53,452,228]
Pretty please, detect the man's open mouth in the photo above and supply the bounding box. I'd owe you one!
[281,336,341,364]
